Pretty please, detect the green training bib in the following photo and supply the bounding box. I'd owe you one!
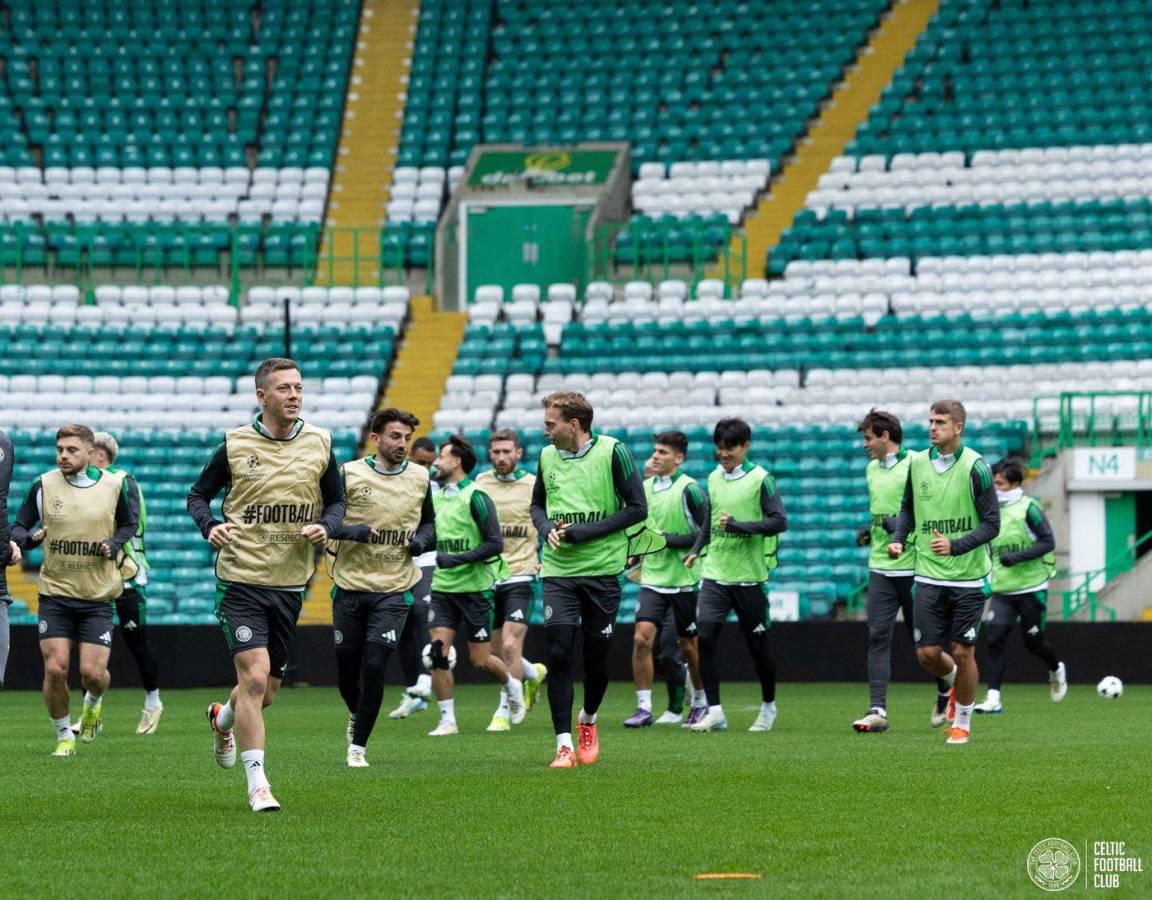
[866,453,916,572]
[991,496,1055,594]
[908,447,992,583]
[539,436,629,578]
[702,462,778,584]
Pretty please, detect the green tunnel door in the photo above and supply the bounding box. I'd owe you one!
[464,203,591,300]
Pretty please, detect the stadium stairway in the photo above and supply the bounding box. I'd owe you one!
[380,295,467,436]
[5,566,38,614]
[731,0,940,276]
[318,0,420,284]
[301,570,336,625]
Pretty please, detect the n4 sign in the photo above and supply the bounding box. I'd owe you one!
[1073,448,1136,481]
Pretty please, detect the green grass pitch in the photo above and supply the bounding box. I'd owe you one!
[3,681,1149,898]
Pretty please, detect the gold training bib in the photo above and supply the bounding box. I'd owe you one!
[217,422,331,588]
[38,469,124,602]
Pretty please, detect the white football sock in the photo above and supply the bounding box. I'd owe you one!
[504,675,521,695]
[871,706,887,718]
[144,689,162,711]
[521,659,538,681]
[349,743,365,754]
[692,689,707,707]
[636,689,653,712]
[83,691,102,708]
[708,704,724,716]
[954,702,974,731]
[216,700,235,731]
[241,750,269,792]
[986,689,1001,705]
[556,732,574,752]
[760,701,776,716]
[52,716,72,740]
[577,708,597,725]
[415,674,432,695]
[496,691,510,716]
[437,699,456,723]
[944,664,958,688]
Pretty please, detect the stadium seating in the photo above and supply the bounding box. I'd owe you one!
[848,0,1152,159]
[0,0,359,270]
[774,0,1152,272]
[385,0,890,266]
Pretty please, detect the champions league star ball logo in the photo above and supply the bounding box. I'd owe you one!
[51,496,65,513]
[1027,838,1080,892]
[357,485,372,500]
[246,455,261,471]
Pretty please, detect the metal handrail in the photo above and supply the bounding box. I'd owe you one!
[0,223,430,299]
[1031,391,1152,466]
[1060,527,1152,621]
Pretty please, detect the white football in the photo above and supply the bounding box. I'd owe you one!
[422,642,457,671]
[1096,675,1123,699]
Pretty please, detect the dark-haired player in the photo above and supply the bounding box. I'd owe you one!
[625,431,708,728]
[974,459,1066,713]
[328,408,435,766]
[426,436,524,735]
[690,418,787,733]
[388,435,438,719]
[851,410,951,734]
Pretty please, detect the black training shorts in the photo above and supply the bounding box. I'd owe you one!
[115,586,149,630]
[697,580,772,634]
[636,586,699,637]
[542,575,622,639]
[38,595,114,647]
[215,581,304,678]
[429,590,495,643]
[912,581,989,648]
[333,588,412,650]
[494,580,536,629]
